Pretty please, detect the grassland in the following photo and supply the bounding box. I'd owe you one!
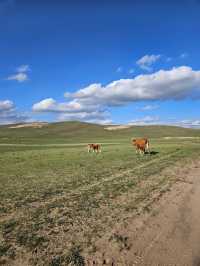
[0,122,200,265]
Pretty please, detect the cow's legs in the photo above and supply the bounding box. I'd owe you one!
[146,147,150,154]
[140,149,145,155]
[146,141,150,154]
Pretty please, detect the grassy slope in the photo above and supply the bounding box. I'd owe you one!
[0,121,200,144]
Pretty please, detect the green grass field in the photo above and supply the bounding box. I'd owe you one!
[0,122,200,265]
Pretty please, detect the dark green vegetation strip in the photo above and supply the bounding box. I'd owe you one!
[0,136,200,265]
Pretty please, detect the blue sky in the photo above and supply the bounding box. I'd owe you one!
[0,0,200,127]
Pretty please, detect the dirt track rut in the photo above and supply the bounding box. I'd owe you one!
[88,160,200,266]
[134,164,200,266]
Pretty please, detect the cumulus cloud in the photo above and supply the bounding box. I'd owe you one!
[177,119,200,128]
[6,64,30,82]
[128,116,200,128]
[0,100,14,111]
[6,72,28,82]
[32,98,111,124]
[65,66,200,105]
[58,111,112,125]
[136,54,161,71]
[32,66,200,125]
[32,98,101,113]
[0,100,29,125]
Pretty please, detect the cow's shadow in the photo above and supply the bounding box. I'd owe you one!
[145,150,159,155]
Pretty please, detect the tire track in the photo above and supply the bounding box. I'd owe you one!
[0,150,181,227]
[0,149,181,224]
[29,149,181,208]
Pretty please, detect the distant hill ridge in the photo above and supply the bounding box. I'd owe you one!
[0,121,200,144]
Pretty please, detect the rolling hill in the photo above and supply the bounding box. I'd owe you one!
[0,121,200,144]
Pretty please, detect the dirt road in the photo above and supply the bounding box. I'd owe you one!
[132,163,200,266]
[88,161,200,265]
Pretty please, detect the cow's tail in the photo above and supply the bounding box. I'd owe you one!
[131,138,135,144]
[87,144,91,153]
[99,144,102,153]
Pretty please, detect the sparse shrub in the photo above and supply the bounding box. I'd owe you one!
[16,229,48,249]
[49,247,85,266]
[65,246,85,266]
[0,243,10,257]
[1,219,17,235]
[6,247,16,259]
[109,233,131,251]
[0,207,7,214]
[50,255,65,266]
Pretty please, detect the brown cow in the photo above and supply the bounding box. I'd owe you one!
[87,143,101,153]
[132,138,150,155]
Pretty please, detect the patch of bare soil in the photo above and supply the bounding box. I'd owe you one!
[164,136,200,140]
[86,160,200,265]
[104,125,131,130]
[9,122,48,129]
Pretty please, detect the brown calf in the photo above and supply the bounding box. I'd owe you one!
[132,138,150,155]
[87,144,101,153]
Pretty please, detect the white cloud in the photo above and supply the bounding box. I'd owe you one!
[16,64,30,73]
[6,72,28,82]
[138,104,159,111]
[32,98,56,112]
[177,119,200,128]
[128,116,200,128]
[32,98,111,124]
[58,111,112,125]
[0,100,14,111]
[6,64,30,82]
[0,100,29,125]
[32,66,200,125]
[66,66,200,106]
[136,54,161,71]
[32,98,100,113]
